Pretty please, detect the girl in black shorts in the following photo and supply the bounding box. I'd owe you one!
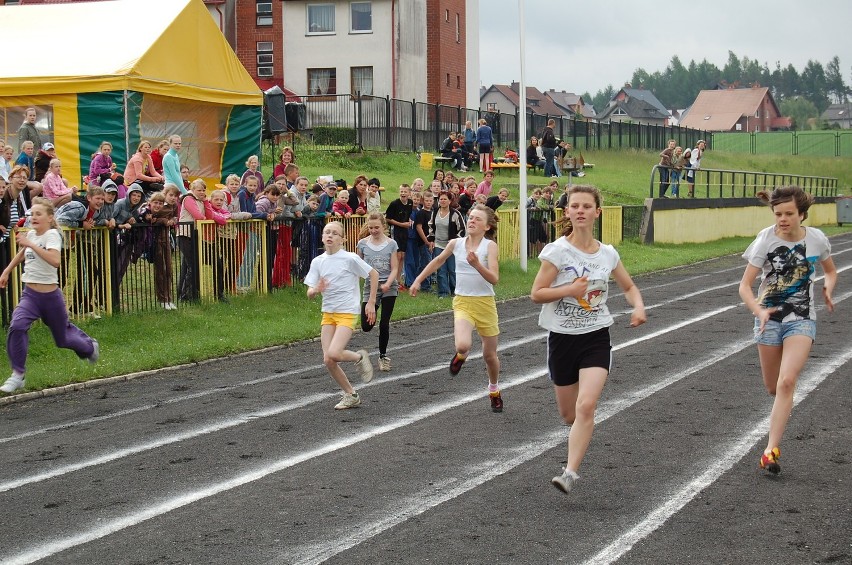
[531,185,646,495]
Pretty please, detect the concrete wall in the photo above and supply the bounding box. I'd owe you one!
[644,198,837,244]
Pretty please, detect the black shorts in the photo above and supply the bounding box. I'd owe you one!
[479,144,492,154]
[393,232,408,249]
[547,327,612,386]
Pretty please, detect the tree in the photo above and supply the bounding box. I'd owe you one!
[825,56,848,103]
[588,84,615,114]
[800,60,829,113]
[780,97,819,130]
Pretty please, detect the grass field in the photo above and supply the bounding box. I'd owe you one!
[2,147,851,395]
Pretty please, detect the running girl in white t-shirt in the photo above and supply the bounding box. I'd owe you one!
[738,185,837,475]
[305,221,379,410]
[531,185,646,495]
[1,198,99,394]
[410,204,504,412]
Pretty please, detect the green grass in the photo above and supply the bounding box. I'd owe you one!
[3,147,851,396]
[266,147,851,205]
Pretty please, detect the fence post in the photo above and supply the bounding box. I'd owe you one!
[356,92,363,151]
[434,103,441,152]
[596,119,602,150]
[386,95,392,152]
[411,99,417,152]
[457,105,462,133]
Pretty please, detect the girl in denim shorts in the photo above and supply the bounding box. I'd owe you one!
[739,186,837,475]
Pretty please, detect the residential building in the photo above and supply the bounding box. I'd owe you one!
[544,90,596,120]
[821,103,852,129]
[680,86,792,132]
[596,86,669,126]
[480,83,567,118]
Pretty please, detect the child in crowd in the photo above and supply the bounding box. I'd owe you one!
[404,192,422,290]
[137,188,179,309]
[411,177,425,195]
[414,192,435,291]
[204,189,231,302]
[305,221,379,409]
[486,187,510,211]
[366,177,382,214]
[738,186,837,475]
[41,158,75,208]
[88,141,121,188]
[333,189,353,217]
[113,183,145,285]
[34,142,56,183]
[237,175,271,292]
[356,213,400,372]
[475,170,494,198]
[180,165,191,193]
[1,198,99,394]
[411,204,504,412]
[530,185,646,496]
[670,146,684,197]
[177,179,209,302]
[385,184,413,288]
[317,182,337,217]
[240,155,264,189]
[220,174,252,293]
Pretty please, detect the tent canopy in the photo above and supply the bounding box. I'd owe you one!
[1,0,262,106]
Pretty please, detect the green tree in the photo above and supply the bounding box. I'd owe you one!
[588,84,615,114]
[780,97,819,130]
[800,60,829,112]
[825,56,848,103]
[722,51,742,84]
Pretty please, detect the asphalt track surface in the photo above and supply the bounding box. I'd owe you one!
[1,233,851,565]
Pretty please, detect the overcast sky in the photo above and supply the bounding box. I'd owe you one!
[479,0,852,102]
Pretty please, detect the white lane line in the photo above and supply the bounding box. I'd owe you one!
[4,251,847,446]
[0,306,738,564]
[584,343,852,565]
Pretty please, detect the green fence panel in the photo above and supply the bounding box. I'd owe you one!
[76,91,128,174]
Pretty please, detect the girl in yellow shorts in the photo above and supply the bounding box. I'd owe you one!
[305,221,379,410]
[410,204,503,412]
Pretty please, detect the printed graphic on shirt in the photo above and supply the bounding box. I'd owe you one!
[759,243,813,321]
[552,264,609,329]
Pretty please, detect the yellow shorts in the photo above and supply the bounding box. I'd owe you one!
[321,312,358,329]
[453,295,500,337]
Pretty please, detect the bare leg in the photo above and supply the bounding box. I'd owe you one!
[554,367,608,473]
[765,336,812,451]
[453,317,474,359]
[481,334,500,385]
[321,324,361,394]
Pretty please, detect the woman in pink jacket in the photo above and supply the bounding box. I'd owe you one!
[123,140,164,195]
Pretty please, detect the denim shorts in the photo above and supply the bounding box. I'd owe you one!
[753,318,816,346]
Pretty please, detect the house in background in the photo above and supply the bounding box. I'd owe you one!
[595,86,669,126]
[544,90,596,120]
[821,103,852,129]
[480,82,567,118]
[680,86,791,132]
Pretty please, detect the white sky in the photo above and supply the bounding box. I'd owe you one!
[479,0,852,102]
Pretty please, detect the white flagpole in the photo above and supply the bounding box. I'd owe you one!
[517,0,528,271]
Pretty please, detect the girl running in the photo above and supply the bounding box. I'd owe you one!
[410,204,504,412]
[305,221,379,409]
[531,185,646,495]
[738,186,836,475]
[356,213,400,372]
[1,198,99,394]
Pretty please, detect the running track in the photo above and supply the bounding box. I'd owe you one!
[1,234,850,564]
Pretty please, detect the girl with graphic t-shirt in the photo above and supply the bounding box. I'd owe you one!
[738,186,837,475]
[306,221,379,410]
[356,213,400,372]
[0,199,99,394]
[531,185,646,496]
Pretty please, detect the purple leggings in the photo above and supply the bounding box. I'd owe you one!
[6,286,95,375]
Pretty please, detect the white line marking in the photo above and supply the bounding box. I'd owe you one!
[0,306,738,564]
[584,343,852,565]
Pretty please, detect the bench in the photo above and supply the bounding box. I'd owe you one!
[491,163,532,174]
[434,156,454,170]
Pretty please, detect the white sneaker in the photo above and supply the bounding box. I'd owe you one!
[165,302,177,310]
[87,339,100,364]
[378,355,391,372]
[355,349,373,383]
[551,468,579,494]
[0,374,25,393]
[334,392,361,410]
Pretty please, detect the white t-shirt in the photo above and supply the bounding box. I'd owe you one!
[21,228,63,285]
[537,237,620,334]
[304,249,373,314]
[742,225,831,322]
[452,236,495,297]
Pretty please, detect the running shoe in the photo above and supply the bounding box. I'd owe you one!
[87,339,100,365]
[0,374,25,394]
[489,390,503,413]
[355,349,374,383]
[334,392,361,410]
[551,468,579,494]
[449,353,466,375]
[378,355,391,372]
[760,447,781,474]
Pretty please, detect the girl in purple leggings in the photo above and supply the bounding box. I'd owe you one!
[0,198,99,394]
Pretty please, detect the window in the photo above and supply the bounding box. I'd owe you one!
[755,110,760,118]
[257,53,274,65]
[257,3,273,26]
[350,2,371,33]
[445,9,449,21]
[308,68,337,95]
[486,103,497,112]
[754,126,760,132]
[456,76,460,89]
[308,4,335,34]
[351,66,373,96]
[446,73,450,86]
[257,41,273,52]
[258,67,274,77]
[455,13,460,42]
[614,108,627,116]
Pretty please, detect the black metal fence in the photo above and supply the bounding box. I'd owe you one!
[649,165,840,199]
[285,94,710,154]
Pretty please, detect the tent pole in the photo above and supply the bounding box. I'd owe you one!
[123,90,130,165]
